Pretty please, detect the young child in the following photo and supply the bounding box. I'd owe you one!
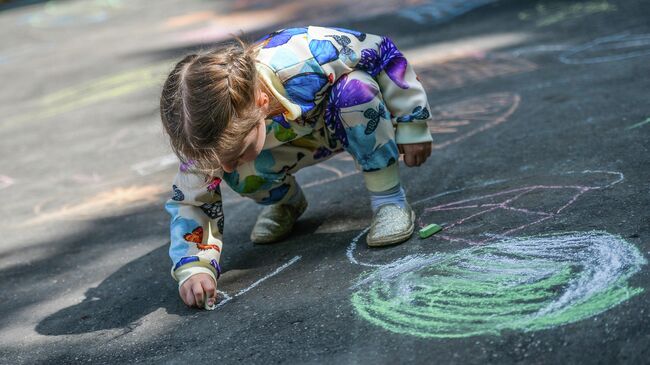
[160,26,433,309]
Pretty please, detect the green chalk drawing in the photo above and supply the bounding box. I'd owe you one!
[626,117,650,130]
[518,1,617,27]
[351,231,645,338]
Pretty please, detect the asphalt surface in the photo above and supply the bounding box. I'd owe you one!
[1,0,649,364]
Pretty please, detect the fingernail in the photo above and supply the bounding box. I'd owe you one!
[207,299,214,306]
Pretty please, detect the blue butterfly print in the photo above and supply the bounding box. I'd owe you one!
[283,72,328,117]
[326,34,358,63]
[396,106,430,123]
[309,39,339,65]
[260,184,291,205]
[174,256,200,271]
[272,114,291,129]
[331,27,366,41]
[363,104,386,135]
[324,74,378,146]
[258,27,308,48]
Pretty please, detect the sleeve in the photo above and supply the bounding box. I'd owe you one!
[309,26,434,145]
[165,168,225,289]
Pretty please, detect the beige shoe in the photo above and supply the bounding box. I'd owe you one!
[250,190,308,244]
[366,203,415,247]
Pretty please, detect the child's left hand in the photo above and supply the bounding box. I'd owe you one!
[398,142,432,167]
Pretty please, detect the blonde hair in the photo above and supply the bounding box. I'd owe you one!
[160,38,264,176]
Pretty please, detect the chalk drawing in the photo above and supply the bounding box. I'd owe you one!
[626,117,650,130]
[215,255,302,308]
[512,33,650,65]
[416,53,537,91]
[346,170,645,337]
[0,175,15,190]
[510,44,572,57]
[131,153,179,176]
[351,232,645,338]
[560,33,650,64]
[518,1,617,27]
[27,184,166,224]
[5,61,172,128]
[428,92,520,150]
[398,0,496,25]
[21,0,126,28]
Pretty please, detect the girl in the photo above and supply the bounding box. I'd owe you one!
[160,26,433,309]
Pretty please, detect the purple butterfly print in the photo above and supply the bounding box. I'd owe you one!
[210,259,222,279]
[313,146,333,160]
[356,37,409,89]
[324,74,378,146]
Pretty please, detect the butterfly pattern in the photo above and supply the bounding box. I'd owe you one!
[331,27,367,41]
[396,106,430,123]
[172,184,184,201]
[257,27,308,48]
[363,104,387,135]
[183,226,203,244]
[356,37,409,89]
[169,26,435,278]
[324,74,378,146]
[200,202,223,220]
[326,34,358,63]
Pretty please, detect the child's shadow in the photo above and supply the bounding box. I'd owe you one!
[35,215,324,336]
[36,244,176,336]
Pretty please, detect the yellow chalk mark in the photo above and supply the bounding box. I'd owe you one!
[164,11,216,28]
[6,61,173,126]
[27,184,166,224]
[518,1,617,27]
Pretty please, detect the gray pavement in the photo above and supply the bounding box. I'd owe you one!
[1,0,649,363]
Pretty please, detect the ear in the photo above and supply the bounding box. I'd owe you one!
[256,91,270,109]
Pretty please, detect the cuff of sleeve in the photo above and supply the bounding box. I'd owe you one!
[362,163,400,192]
[175,265,217,290]
[395,123,433,144]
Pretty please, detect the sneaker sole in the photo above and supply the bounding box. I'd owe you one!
[366,209,415,247]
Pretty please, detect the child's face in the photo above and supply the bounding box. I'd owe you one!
[220,116,266,173]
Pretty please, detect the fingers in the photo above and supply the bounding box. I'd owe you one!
[179,283,196,307]
[201,277,217,306]
[400,142,432,167]
[192,281,205,308]
[404,152,417,167]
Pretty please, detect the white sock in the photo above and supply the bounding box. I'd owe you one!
[369,184,406,213]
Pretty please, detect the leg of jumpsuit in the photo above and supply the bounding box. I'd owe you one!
[221,127,340,206]
[323,70,401,193]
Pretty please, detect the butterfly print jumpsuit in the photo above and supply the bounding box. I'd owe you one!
[166,26,434,287]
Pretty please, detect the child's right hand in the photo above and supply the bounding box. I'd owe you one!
[179,273,217,309]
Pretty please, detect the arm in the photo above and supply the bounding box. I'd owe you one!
[308,26,434,145]
[165,168,224,291]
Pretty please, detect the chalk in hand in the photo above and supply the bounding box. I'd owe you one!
[204,293,217,311]
[419,223,442,239]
